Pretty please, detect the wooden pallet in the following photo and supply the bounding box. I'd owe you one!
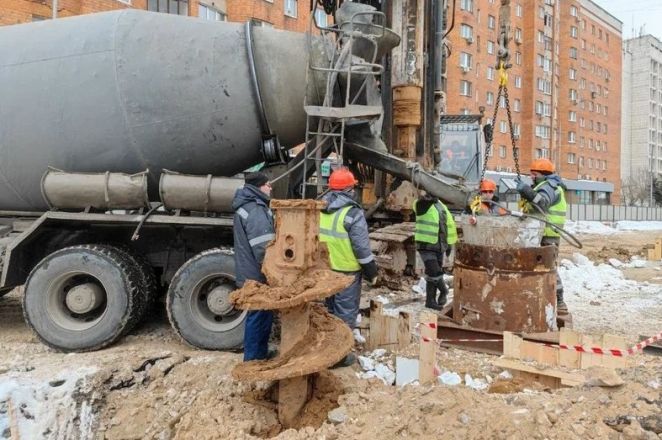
[359,300,412,351]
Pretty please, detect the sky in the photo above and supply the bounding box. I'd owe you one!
[593,0,662,40]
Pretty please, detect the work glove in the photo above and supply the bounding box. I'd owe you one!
[516,180,536,202]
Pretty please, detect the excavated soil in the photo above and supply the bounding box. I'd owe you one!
[0,230,661,439]
[232,305,353,381]
[231,270,353,310]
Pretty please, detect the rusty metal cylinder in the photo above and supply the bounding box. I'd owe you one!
[453,243,558,333]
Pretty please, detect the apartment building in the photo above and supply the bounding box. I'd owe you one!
[446,0,622,204]
[622,34,662,192]
[0,0,327,30]
[557,0,622,203]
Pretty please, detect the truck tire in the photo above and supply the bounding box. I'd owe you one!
[167,248,246,350]
[110,244,158,320]
[23,244,140,352]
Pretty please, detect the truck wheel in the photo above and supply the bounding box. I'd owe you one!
[167,248,246,350]
[110,244,158,321]
[23,244,140,352]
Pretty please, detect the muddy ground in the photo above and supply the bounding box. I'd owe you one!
[0,230,661,439]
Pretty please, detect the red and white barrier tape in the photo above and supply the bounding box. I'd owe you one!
[544,330,662,357]
[416,322,662,357]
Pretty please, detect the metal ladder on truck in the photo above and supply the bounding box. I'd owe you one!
[300,10,386,197]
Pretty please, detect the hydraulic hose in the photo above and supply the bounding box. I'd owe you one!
[475,199,583,249]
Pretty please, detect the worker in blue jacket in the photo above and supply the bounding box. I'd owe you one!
[232,172,275,361]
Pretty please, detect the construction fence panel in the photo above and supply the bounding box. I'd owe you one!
[501,203,662,222]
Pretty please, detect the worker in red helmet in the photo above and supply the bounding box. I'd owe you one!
[320,167,378,367]
[478,179,507,215]
[516,158,568,310]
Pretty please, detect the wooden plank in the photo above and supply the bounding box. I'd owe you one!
[369,232,411,242]
[655,238,662,259]
[494,358,585,387]
[649,248,657,261]
[503,331,521,358]
[9,399,20,440]
[579,333,600,369]
[419,311,438,385]
[397,312,412,348]
[601,334,629,369]
[368,300,385,350]
[559,328,581,369]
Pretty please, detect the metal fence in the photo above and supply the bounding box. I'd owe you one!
[504,203,662,222]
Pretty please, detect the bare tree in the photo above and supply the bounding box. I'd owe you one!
[621,167,653,206]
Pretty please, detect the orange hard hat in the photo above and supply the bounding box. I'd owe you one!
[530,158,555,174]
[328,167,357,190]
[479,179,497,192]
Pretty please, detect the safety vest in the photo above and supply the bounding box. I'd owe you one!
[413,200,458,245]
[524,181,567,238]
[319,206,361,272]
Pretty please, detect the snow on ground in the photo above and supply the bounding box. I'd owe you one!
[564,220,662,235]
[559,253,662,339]
[0,367,97,439]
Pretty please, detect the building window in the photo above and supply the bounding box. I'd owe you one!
[535,125,551,139]
[515,51,522,65]
[567,153,576,164]
[568,131,576,143]
[487,40,495,54]
[500,121,508,133]
[537,78,552,95]
[314,9,328,26]
[569,68,577,80]
[460,80,472,96]
[515,76,522,88]
[460,52,473,69]
[147,0,188,15]
[251,18,273,27]
[513,99,521,112]
[461,24,473,39]
[569,89,578,101]
[488,15,496,29]
[199,3,226,21]
[569,111,577,122]
[284,0,297,18]
[461,0,474,13]
[570,5,578,17]
[486,67,495,81]
[486,91,494,105]
[570,26,578,38]
[569,47,578,59]
[514,28,522,42]
[499,145,507,158]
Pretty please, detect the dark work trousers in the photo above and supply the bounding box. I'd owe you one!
[541,236,564,305]
[243,310,274,361]
[325,271,362,329]
[419,250,445,285]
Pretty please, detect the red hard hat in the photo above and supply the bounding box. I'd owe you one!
[479,179,497,192]
[328,167,357,190]
[530,158,555,174]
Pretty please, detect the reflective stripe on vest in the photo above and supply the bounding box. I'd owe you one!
[525,181,567,238]
[413,201,458,245]
[319,206,361,272]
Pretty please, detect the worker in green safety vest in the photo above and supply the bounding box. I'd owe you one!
[516,158,569,311]
[320,167,378,367]
[413,192,457,310]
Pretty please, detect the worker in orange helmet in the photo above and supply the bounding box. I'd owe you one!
[319,167,378,367]
[477,179,507,215]
[516,158,568,310]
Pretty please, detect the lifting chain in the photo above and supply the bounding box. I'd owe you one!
[479,61,521,186]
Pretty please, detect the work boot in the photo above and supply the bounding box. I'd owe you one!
[436,280,448,308]
[331,352,356,369]
[425,283,441,311]
[557,290,568,312]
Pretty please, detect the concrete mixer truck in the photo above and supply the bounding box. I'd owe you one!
[0,2,479,352]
